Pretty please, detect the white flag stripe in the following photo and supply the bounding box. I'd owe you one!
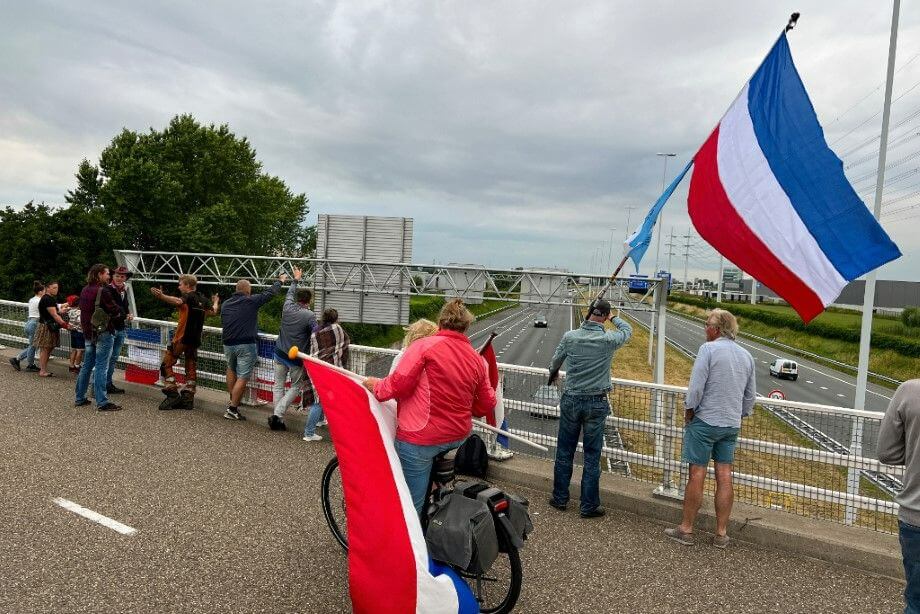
[52,497,137,536]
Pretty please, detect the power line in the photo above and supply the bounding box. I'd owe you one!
[831,73,920,147]
[827,50,920,127]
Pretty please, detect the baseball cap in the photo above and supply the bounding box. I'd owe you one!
[590,299,612,317]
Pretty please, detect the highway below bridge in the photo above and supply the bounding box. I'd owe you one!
[628,308,893,470]
[464,302,897,492]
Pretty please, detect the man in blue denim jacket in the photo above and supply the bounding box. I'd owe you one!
[548,299,632,518]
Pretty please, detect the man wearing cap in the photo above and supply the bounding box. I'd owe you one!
[105,266,134,394]
[547,299,632,518]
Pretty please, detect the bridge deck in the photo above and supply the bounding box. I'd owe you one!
[0,359,904,613]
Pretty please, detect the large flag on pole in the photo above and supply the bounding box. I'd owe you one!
[688,32,901,323]
[478,333,508,447]
[301,358,479,614]
[625,160,694,273]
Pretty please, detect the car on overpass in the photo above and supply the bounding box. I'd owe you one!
[533,314,548,328]
[769,358,798,381]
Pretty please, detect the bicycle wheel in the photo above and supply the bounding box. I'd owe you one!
[460,545,522,614]
[321,457,348,551]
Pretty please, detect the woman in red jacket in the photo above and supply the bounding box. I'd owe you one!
[364,299,496,513]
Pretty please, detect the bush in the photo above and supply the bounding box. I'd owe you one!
[903,306,920,328]
[670,294,920,357]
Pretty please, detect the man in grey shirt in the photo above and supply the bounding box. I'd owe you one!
[270,266,317,432]
[878,379,920,613]
[665,308,755,548]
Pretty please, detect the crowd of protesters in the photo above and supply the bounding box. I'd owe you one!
[8,268,767,548]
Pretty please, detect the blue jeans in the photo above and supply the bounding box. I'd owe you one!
[17,318,38,366]
[224,343,258,379]
[75,332,115,407]
[303,401,325,437]
[395,438,467,514]
[900,520,920,614]
[552,392,609,514]
[106,329,127,388]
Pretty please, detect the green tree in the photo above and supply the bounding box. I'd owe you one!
[0,114,314,300]
[67,114,312,256]
[0,202,114,297]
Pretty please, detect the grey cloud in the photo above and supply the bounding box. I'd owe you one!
[2,1,919,282]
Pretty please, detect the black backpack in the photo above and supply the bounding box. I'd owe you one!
[454,434,489,478]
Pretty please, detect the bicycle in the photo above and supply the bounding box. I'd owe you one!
[321,449,524,614]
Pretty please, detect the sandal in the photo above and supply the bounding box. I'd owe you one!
[38,372,54,378]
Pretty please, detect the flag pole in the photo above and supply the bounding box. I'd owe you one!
[287,347,550,452]
[855,0,900,412]
[548,252,631,385]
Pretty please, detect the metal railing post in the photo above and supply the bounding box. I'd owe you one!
[845,416,865,525]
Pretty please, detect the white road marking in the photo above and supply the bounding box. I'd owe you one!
[806,380,814,384]
[837,393,846,398]
[761,360,768,364]
[820,386,828,390]
[52,497,137,536]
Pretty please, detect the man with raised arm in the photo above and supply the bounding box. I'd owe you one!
[548,298,632,519]
[270,266,316,432]
[150,274,219,410]
[220,274,284,421]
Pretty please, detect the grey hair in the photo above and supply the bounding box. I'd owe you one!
[706,308,739,340]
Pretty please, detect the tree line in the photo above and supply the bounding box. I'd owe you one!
[0,114,314,307]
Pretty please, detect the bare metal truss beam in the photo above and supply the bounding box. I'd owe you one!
[114,249,661,311]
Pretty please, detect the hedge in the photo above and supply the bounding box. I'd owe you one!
[671,295,920,358]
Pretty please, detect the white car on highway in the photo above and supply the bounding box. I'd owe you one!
[769,358,798,381]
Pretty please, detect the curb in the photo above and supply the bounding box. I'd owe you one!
[487,453,903,581]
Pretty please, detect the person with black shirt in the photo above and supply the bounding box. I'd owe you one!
[32,280,71,377]
[151,274,219,410]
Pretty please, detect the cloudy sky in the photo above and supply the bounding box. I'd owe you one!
[3,1,920,283]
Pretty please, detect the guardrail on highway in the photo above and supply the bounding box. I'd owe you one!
[0,299,901,534]
[666,307,903,386]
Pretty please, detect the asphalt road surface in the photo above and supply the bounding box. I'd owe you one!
[628,308,890,455]
[0,362,903,613]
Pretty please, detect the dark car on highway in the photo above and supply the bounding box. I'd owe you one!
[533,314,548,328]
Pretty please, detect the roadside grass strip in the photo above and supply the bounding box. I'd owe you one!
[52,497,137,536]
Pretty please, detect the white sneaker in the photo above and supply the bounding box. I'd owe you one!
[317,419,328,427]
[488,448,515,461]
[302,434,323,442]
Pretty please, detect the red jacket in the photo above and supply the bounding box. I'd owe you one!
[373,330,496,446]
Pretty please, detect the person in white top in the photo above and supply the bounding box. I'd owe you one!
[9,281,45,372]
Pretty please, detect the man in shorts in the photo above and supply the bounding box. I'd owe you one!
[150,275,219,410]
[665,308,755,549]
[220,274,284,421]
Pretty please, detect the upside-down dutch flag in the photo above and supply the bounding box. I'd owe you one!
[479,333,508,448]
[300,357,480,614]
[688,32,901,323]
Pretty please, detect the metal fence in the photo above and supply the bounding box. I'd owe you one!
[0,298,901,533]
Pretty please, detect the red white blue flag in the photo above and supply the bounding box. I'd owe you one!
[301,358,479,614]
[479,335,508,447]
[688,33,901,323]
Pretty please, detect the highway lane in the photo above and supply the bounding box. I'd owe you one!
[466,303,587,460]
[628,308,889,456]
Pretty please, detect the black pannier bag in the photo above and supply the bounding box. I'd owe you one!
[454,434,489,478]
[425,490,499,574]
[454,481,534,552]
